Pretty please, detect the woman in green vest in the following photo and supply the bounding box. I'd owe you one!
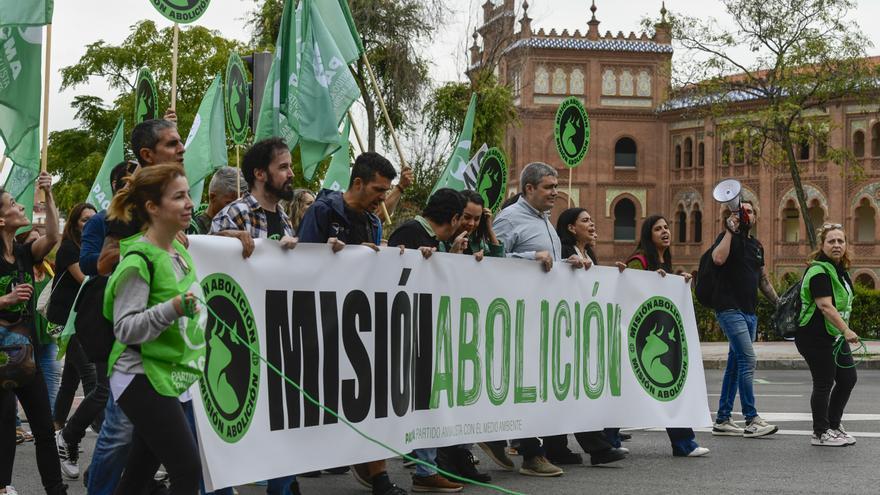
[104,163,204,493]
[795,223,859,447]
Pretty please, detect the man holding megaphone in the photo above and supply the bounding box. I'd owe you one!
[702,180,780,439]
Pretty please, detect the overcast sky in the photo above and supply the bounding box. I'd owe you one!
[7,0,880,158]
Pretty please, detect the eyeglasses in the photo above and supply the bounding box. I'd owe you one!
[822,223,843,230]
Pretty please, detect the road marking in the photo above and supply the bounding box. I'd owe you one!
[638,427,880,439]
[733,413,880,422]
[753,379,805,385]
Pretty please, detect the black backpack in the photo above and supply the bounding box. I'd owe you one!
[75,251,153,363]
[772,281,803,340]
[695,247,718,309]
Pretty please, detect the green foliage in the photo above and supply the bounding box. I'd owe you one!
[247,0,444,150]
[423,71,519,159]
[49,21,245,213]
[668,0,880,249]
[692,277,880,342]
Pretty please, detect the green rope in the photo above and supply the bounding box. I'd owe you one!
[193,296,527,495]
[832,336,877,369]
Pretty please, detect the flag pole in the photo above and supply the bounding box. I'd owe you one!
[236,145,241,197]
[39,23,53,202]
[171,23,180,111]
[568,170,573,207]
[0,154,6,177]
[347,110,391,223]
[361,53,409,171]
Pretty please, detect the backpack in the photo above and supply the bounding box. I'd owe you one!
[772,281,803,340]
[74,251,153,363]
[694,247,719,308]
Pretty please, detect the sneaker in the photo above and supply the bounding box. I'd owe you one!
[712,418,744,436]
[812,430,848,447]
[3,486,19,495]
[831,425,856,446]
[519,456,564,477]
[411,474,464,493]
[437,447,491,483]
[743,416,778,438]
[477,442,515,471]
[686,447,710,457]
[55,430,80,479]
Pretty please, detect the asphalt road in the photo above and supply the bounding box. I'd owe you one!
[9,369,879,494]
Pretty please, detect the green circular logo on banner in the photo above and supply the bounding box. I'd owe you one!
[554,97,590,168]
[225,52,250,145]
[149,0,211,24]
[134,68,159,124]
[476,147,508,214]
[199,273,260,443]
[628,296,688,402]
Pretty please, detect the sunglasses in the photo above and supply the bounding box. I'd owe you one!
[822,223,843,230]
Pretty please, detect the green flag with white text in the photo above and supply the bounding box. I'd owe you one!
[0,26,44,163]
[0,0,53,26]
[432,93,477,194]
[322,117,352,192]
[86,118,125,211]
[183,75,227,202]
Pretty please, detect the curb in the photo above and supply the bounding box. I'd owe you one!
[702,359,880,370]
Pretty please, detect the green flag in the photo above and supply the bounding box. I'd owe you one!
[254,0,298,146]
[183,75,228,200]
[313,0,364,65]
[432,93,477,194]
[295,0,361,178]
[322,117,352,192]
[0,0,53,26]
[0,26,43,162]
[86,118,125,211]
[4,128,39,231]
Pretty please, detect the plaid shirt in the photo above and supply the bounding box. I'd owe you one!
[209,192,293,239]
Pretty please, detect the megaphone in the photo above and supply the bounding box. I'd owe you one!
[713,178,742,212]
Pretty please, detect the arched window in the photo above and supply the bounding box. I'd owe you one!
[684,138,693,168]
[674,144,682,169]
[721,141,731,166]
[855,273,876,289]
[697,142,705,167]
[854,130,865,158]
[808,202,824,232]
[872,123,880,157]
[733,139,745,164]
[783,201,800,242]
[614,137,637,167]
[613,198,636,241]
[676,209,687,243]
[856,198,875,242]
[692,207,703,243]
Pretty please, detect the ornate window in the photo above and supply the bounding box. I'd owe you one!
[613,199,637,241]
[854,130,865,158]
[684,138,693,168]
[535,66,549,94]
[602,69,617,96]
[570,68,585,95]
[856,197,875,242]
[637,70,651,97]
[614,137,637,167]
[619,70,634,96]
[552,68,567,94]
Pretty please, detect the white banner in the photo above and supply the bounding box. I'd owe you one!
[187,237,711,490]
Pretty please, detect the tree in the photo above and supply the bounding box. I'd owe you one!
[49,20,244,212]
[423,70,519,160]
[667,0,880,249]
[247,0,444,152]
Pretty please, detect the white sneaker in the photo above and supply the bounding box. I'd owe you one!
[55,430,80,479]
[743,416,778,438]
[830,425,856,445]
[712,419,744,436]
[686,447,710,457]
[812,430,848,447]
[3,486,19,495]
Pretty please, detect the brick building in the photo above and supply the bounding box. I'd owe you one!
[468,0,880,287]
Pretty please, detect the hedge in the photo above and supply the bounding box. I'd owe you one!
[692,283,880,342]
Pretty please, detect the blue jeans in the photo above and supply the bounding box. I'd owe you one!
[413,448,438,478]
[715,310,758,422]
[16,342,61,426]
[87,396,133,495]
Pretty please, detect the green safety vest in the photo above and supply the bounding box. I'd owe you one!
[104,237,205,397]
[798,260,853,337]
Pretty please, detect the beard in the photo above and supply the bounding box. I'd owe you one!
[266,177,293,201]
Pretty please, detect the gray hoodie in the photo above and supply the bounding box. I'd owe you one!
[493,196,562,261]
